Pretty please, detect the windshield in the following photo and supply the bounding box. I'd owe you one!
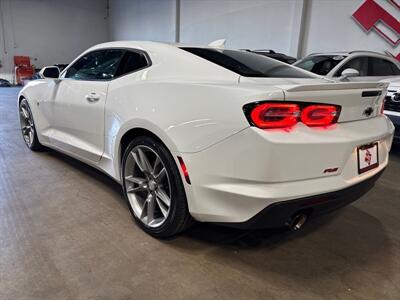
[181,47,315,78]
[294,55,347,76]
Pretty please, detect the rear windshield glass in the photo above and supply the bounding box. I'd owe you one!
[295,55,346,75]
[181,47,315,78]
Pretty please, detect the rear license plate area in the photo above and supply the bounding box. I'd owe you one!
[357,142,379,174]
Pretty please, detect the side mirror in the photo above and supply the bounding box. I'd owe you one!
[39,66,60,79]
[340,68,359,80]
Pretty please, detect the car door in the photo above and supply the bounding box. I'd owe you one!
[46,49,124,162]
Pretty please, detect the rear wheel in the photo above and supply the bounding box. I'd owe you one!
[19,99,44,151]
[122,136,191,238]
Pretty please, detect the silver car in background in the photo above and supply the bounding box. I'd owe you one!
[294,51,400,82]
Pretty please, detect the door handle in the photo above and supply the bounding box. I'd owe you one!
[85,93,100,103]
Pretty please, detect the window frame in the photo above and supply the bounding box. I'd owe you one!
[60,48,152,82]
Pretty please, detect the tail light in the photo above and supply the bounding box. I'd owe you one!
[250,103,300,129]
[380,99,385,115]
[301,105,339,126]
[244,102,341,129]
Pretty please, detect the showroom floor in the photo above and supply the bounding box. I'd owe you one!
[1,87,400,300]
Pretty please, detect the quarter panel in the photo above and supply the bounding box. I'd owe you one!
[105,70,284,181]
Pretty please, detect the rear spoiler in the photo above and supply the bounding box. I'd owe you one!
[277,82,389,92]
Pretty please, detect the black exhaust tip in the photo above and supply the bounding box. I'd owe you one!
[286,213,308,231]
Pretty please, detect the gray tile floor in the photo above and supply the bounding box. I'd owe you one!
[1,87,399,299]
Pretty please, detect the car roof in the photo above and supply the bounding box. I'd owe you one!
[88,42,395,61]
[306,50,391,58]
[87,41,223,52]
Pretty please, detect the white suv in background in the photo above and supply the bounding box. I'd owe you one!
[294,51,400,82]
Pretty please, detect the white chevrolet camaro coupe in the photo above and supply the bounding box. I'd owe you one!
[18,41,395,238]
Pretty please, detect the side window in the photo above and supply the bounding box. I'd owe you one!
[390,62,400,75]
[65,49,124,80]
[115,51,149,77]
[368,57,400,76]
[335,57,368,77]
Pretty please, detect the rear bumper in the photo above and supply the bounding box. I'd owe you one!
[218,169,384,229]
[181,116,394,223]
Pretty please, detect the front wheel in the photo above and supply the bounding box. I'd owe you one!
[122,136,192,238]
[19,99,44,151]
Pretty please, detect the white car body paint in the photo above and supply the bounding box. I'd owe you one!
[18,41,395,224]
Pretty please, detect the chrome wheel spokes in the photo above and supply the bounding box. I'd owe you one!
[19,101,35,146]
[124,145,172,228]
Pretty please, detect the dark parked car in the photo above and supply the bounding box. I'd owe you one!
[0,79,11,87]
[242,49,296,64]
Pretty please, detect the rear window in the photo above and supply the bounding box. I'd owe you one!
[181,47,314,78]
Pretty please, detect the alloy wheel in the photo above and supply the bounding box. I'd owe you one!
[124,145,172,228]
[19,101,35,147]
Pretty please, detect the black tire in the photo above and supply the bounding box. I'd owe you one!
[121,135,192,238]
[19,98,44,151]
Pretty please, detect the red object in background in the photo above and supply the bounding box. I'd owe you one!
[14,56,31,67]
[352,0,400,61]
[14,56,34,85]
[353,0,400,45]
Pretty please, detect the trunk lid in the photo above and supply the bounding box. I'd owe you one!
[240,77,388,122]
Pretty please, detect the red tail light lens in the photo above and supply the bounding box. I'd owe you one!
[300,105,339,126]
[250,103,300,129]
[245,102,341,129]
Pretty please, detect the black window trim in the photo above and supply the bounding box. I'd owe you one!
[61,47,152,82]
